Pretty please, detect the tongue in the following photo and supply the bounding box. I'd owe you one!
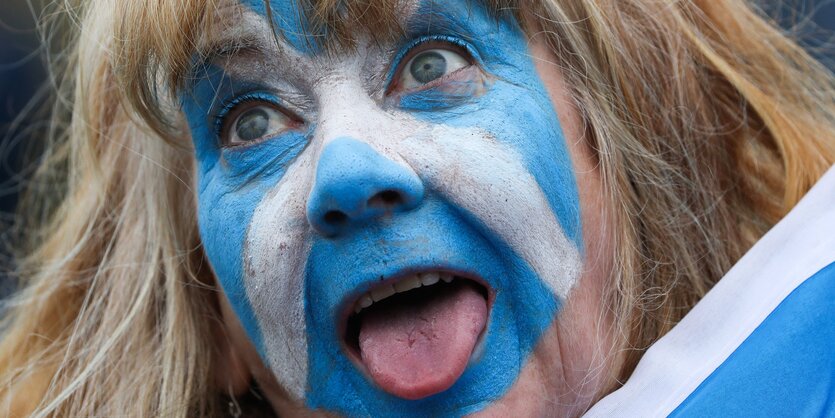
[358,280,487,400]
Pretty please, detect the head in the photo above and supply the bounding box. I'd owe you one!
[182,1,612,415]
[2,0,834,417]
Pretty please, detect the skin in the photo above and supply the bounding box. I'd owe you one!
[185,0,617,416]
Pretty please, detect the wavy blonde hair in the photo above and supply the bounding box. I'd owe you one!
[2,0,834,416]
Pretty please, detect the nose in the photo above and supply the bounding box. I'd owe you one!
[306,137,425,236]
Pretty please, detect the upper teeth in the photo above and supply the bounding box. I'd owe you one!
[353,272,455,314]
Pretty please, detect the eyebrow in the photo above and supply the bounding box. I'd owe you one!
[183,38,260,93]
[188,1,275,77]
[401,2,482,43]
[189,0,484,83]
[200,33,269,65]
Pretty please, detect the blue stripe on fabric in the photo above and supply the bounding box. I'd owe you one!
[669,261,835,417]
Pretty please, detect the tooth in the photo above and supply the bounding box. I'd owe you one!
[353,294,372,313]
[394,275,421,292]
[371,284,396,302]
[421,272,440,286]
[441,274,453,283]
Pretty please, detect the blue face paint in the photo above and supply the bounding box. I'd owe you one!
[182,0,583,416]
[241,0,320,55]
[301,4,582,414]
[305,138,425,236]
[181,63,310,360]
[305,191,560,415]
[388,2,582,246]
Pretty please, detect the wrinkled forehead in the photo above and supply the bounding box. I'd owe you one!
[202,0,421,57]
[197,0,512,68]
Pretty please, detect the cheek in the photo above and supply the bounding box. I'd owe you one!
[529,39,590,199]
[528,38,614,308]
[397,127,583,299]
[240,156,314,400]
[196,176,269,352]
[190,132,315,400]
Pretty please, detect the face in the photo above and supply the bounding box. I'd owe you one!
[182,0,613,416]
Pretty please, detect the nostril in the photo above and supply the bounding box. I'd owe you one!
[368,189,404,209]
[324,210,348,226]
[307,138,427,236]
[379,190,401,204]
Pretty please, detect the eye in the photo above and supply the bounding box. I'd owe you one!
[219,101,296,147]
[396,47,471,91]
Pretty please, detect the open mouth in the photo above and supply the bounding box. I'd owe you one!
[342,272,491,400]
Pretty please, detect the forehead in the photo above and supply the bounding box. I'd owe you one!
[204,0,419,56]
[199,0,513,66]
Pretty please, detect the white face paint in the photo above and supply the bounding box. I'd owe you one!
[182,0,584,415]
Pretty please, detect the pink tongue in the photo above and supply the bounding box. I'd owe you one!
[358,281,487,400]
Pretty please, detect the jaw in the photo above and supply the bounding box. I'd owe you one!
[465,321,565,418]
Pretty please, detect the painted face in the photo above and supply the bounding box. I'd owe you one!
[181,0,583,415]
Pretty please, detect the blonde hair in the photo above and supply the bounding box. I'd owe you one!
[2,0,834,416]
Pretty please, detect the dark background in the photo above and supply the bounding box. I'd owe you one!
[0,0,49,300]
[0,1,833,298]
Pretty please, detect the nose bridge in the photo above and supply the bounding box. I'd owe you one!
[315,73,381,148]
[305,67,427,236]
[314,67,418,160]
[306,137,425,236]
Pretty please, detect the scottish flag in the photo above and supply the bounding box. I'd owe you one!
[585,167,835,417]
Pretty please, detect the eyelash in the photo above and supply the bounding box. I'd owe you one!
[386,34,480,90]
[213,92,297,146]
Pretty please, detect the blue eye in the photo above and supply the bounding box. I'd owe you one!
[409,51,447,83]
[397,47,471,90]
[236,107,272,141]
[218,100,296,147]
